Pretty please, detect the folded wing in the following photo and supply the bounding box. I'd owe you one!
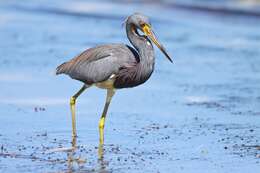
[56,44,139,85]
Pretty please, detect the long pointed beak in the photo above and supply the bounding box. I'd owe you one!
[142,24,173,63]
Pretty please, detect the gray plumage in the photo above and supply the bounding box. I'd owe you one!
[56,13,171,89]
[56,13,172,142]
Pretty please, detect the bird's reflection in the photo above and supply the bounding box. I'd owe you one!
[67,136,77,170]
[97,143,107,171]
[66,135,108,173]
[66,136,86,171]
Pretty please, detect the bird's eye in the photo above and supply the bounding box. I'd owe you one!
[140,23,146,28]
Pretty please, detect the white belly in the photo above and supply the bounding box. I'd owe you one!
[95,74,115,89]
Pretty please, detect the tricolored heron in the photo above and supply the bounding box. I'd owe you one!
[56,13,172,144]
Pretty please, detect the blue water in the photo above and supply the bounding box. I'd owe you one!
[0,0,259,172]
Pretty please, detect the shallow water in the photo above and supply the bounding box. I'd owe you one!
[0,0,260,172]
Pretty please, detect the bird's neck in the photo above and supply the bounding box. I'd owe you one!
[126,24,155,70]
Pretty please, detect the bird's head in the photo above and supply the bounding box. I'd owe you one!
[125,13,173,63]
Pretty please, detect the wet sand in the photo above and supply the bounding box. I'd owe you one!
[0,0,259,172]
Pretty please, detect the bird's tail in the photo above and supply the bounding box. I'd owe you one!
[56,62,68,75]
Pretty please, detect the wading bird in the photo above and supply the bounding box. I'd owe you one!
[56,13,172,144]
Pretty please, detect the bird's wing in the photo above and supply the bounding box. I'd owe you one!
[56,44,139,84]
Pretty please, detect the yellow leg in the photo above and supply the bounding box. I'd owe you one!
[99,89,115,144]
[70,97,76,138]
[70,85,89,138]
[99,117,105,144]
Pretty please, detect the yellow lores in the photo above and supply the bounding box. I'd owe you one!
[142,23,152,35]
